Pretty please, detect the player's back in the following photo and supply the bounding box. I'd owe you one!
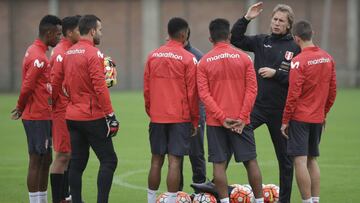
[63,39,111,121]
[144,40,196,123]
[198,42,257,126]
[291,46,335,122]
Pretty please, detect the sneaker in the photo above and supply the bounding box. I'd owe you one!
[190,181,218,197]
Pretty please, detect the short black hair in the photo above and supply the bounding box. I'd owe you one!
[61,15,81,36]
[292,20,313,41]
[167,17,188,39]
[79,15,101,35]
[39,15,62,37]
[209,18,230,43]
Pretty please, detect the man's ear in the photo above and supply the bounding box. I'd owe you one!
[208,37,214,43]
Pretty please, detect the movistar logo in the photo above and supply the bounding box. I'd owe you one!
[97,50,104,58]
[56,54,63,62]
[34,59,45,68]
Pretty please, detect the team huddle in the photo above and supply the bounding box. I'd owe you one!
[12,2,336,203]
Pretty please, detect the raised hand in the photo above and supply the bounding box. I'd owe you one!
[245,2,264,20]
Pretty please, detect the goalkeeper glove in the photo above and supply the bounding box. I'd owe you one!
[105,113,119,138]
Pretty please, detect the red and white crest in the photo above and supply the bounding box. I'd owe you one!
[284,51,294,61]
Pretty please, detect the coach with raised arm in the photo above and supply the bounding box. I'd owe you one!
[231,2,300,203]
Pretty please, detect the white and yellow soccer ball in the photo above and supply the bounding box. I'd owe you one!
[103,56,117,88]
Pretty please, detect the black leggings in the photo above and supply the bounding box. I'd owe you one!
[67,118,118,203]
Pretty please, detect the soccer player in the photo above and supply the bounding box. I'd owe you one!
[197,18,263,203]
[61,15,119,203]
[144,17,199,203]
[50,15,81,203]
[11,15,62,203]
[179,29,206,191]
[230,3,300,202]
[281,20,337,203]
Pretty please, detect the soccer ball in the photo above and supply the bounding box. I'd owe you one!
[103,56,117,88]
[230,185,254,203]
[176,191,192,203]
[156,192,168,203]
[193,192,217,203]
[262,184,279,203]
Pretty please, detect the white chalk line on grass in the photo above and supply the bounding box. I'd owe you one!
[112,161,359,191]
[113,169,148,191]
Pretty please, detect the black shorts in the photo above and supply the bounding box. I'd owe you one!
[149,122,192,156]
[207,125,256,163]
[22,120,52,155]
[287,120,323,157]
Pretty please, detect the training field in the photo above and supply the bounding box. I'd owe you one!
[0,89,359,202]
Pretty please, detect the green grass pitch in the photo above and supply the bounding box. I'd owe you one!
[0,89,359,202]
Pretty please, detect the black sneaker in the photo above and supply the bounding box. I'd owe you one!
[190,181,219,198]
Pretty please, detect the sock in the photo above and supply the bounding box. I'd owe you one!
[255,197,264,203]
[302,198,313,203]
[29,192,38,203]
[220,197,230,203]
[166,192,177,203]
[38,191,47,203]
[50,173,64,202]
[147,188,157,203]
[312,197,320,203]
[62,170,70,199]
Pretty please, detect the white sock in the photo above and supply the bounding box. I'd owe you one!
[302,198,313,203]
[220,197,230,203]
[166,192,177,203]
[255,197,264,203]
[312,196,320,203]
[29,192,38,203]
[147,188,157,203]
[38,191,47,203]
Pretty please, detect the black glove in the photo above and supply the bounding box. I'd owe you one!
[106,113,119,138]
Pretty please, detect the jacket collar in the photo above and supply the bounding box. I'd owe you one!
[213,41,230,48]
[59,38,73,47]
[166,40,184,47]
[34,38,48,52]
[79,38,95,46]
[302,46,319,52]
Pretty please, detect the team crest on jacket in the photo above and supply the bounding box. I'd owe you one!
[284,51,294,61]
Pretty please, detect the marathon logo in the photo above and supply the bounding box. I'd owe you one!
[307,57,331,66]
[66,49,85,55]
[152,52,183,60]
[206,53,240,62]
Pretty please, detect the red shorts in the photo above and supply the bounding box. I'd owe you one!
[52,111,71,153]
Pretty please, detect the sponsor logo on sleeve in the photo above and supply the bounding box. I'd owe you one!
[290,61,300,69]
[56,54,63,62]
[97,50,104,58]
[193,57,198,65]
[33,59,45,68]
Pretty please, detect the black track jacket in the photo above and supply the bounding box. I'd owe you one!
[231,17,301,110]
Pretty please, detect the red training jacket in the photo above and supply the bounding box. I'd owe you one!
[197,42,257,126]
[17,39,52,120]
[282,46,337,124]
[143,40,199,127]
[63,39,113,121]
[50,38,73,115]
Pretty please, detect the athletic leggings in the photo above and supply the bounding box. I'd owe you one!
[66,118,118,203]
